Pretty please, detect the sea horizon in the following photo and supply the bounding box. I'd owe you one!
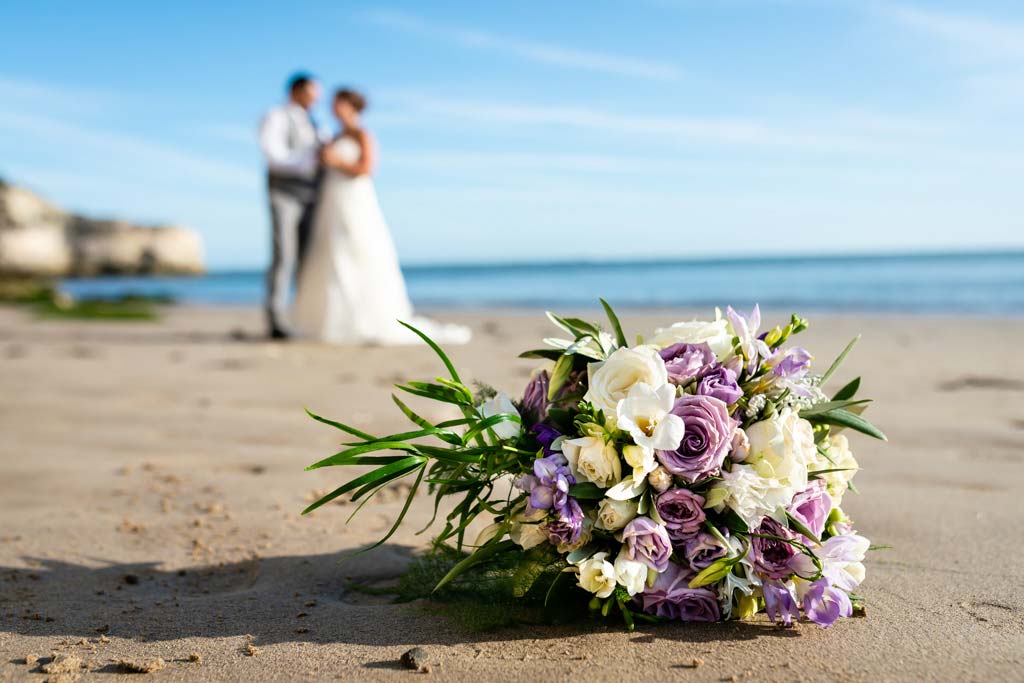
[60,249,1024,315]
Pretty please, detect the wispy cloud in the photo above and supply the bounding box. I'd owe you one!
[387,93,917,153]
[363,9,683,81]
[880,4,1024,63]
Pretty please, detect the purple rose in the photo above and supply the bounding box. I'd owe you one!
[696,365,742,405]
[520,371,549,428]
[762,580,800,627]
[802,578,852,627]
[542,497,583,546]
[621,516,672,572]
[752,517,799,580]
[682,531,730,571]
[638,561,721,622]
[788,480,832,542]
[659,342,716,385]
[656,394,736,483]
[655,489,706,540]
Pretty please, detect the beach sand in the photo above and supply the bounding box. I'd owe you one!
[1,305,1022,681]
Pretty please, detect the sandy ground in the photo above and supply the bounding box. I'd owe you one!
[0,304,1022,682]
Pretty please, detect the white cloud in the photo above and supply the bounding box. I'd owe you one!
[363,9,682,81]
[880,4,1024,63]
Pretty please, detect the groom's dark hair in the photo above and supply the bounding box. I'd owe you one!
[287,72,316,93]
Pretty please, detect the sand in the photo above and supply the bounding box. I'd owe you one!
[1,304,1022,681]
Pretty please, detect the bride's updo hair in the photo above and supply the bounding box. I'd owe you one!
[334,88,367,112]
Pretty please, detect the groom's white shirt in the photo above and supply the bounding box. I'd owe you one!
[259,102,328,180]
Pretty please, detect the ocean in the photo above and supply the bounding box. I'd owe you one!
[60,251,1024,315]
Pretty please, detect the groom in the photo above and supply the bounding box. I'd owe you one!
[259,72,328,339]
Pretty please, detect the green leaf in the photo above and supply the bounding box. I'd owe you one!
[566,544,598,564]
[302,456,425,514]
[340,465,427,561]
[785,512,821,543]
[568,482,606,499]
[820,335,860,384]
[600,298,627,348]
[398,320,461,383]
[304,407,376,441]
[305,440,417,470]
[799,399,872,417]
[546,311,586,338]
[518,348,564,361]
[547,353,574,400]
[832,377,861,401]
[433,539,518,592]
[563,317,602,337]
[462,412,522,444]
[805,408,887,441]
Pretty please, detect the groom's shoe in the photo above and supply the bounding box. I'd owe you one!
[269,327,292,341]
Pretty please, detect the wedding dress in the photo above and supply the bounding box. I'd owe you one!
[292,136,471,345]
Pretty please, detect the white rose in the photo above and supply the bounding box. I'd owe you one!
[616,382,685,452]
[613,551,649,596]
[563,436,622,488]
[509,522,547,550]
[648,314,732,358]
[596,498,638,531]
[577,551,616,598]
[744,410,814,492]
[584,346,668,415]
[479,392,522,441]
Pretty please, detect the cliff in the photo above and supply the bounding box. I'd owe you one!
[0,180,204,277]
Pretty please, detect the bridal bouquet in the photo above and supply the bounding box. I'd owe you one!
[304,302,884,628]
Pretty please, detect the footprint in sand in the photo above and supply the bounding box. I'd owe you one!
[938,376,1024,392]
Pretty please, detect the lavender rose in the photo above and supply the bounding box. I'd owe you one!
[655,489,706,540]
[656,394,736,483]
[621,516,672,572]
[752,517,799,580]
[788,480,832,541]
[682,530,730,571]
[659,342,716,385]
[638,561,721,622]
[696,365,742,405]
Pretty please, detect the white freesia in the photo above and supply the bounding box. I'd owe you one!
[596,498,638,531]
[584,346,668,415]
[809,434,859,506]
[705,463,797,529]
[478,392,522,440]
[648,312,732,357]
[613,551,649,596]
[577,551,616,598]
[647,466,673,492]
[508,501,547,550]
[616,382,685,452]
[563,436,622,488]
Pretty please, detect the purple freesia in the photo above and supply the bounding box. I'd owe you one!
[659,342,716,385]
[751,517,799,580]
[656,394,736,483]
[531,423,562,455]
[638,561,721,622]
[802,578,852,627]
[514,453,575,519]
[762,580,801,627]
[520,371,550,427]
[696,365,743,405]
[766,346,814,397]
[542,497,584,546]
[788,480,832,542]
[682,530,730,571]
[621,516,673,572]
[655,489,706,541]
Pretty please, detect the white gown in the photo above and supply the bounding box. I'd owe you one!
[292,136,471,345]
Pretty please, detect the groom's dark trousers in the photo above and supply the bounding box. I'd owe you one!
[265,173,317,335]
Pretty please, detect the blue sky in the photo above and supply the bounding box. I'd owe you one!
[1,0,1022,268]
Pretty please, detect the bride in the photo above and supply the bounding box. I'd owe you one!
[292,88,470,345]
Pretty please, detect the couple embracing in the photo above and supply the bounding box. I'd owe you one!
[259,73,469,345]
